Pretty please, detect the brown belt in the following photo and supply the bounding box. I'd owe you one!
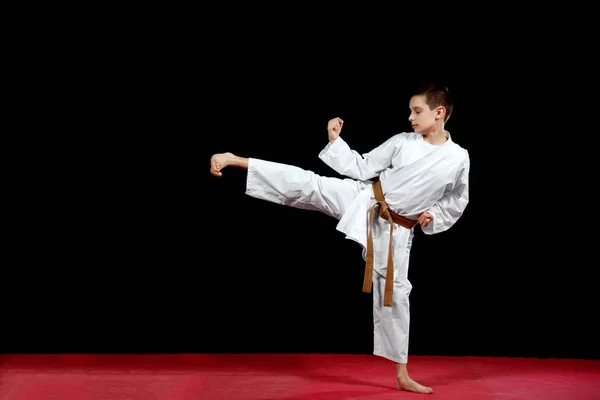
[363,179,418,307]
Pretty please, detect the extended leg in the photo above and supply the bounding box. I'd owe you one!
[210,152,364,219]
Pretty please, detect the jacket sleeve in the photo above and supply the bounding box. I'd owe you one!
[421,150,470,235]
[318,134,403,181]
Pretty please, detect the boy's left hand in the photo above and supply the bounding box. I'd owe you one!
[418,212,433,228]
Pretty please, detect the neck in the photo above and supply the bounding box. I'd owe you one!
[421,126,447,145]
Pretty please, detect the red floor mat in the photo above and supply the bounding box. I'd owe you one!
[1,354,599,399]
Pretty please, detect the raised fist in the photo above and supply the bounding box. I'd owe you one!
[327,117,344,143]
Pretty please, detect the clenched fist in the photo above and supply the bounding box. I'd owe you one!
[418,212,434,228]
[327,117,344,143]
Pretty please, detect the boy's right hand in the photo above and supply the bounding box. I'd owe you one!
[327,117,344,143]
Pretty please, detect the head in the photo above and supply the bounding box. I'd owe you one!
[408,84,453,135]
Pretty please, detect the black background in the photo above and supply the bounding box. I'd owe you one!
[4,11,597,361]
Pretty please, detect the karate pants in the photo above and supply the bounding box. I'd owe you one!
[246,158,412,363]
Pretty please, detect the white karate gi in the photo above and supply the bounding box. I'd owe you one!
[245,131,470,363]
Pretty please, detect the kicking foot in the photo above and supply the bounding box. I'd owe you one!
[210,152,235,177]
[396,376,433,394]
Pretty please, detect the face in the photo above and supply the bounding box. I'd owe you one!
[408,94,443,134]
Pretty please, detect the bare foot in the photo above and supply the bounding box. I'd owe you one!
[396,375,433,394]
[210,152,235,177]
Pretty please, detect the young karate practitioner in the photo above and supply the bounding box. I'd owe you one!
[209,83,470,394]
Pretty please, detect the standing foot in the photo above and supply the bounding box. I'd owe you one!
[396,375,434,394]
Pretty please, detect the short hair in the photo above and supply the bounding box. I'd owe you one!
[411,83,453,123]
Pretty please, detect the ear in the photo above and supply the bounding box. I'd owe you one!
[435,106,446,121]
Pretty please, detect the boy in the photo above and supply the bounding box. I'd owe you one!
[209,84,470,394]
